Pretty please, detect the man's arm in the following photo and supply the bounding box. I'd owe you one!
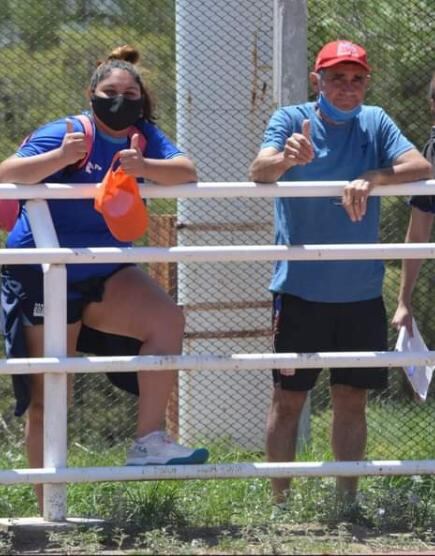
[364,148,432,186]
[392,206,434,335]
[249,147,293,183]
[249,120,314,183]
[343,148,432,222]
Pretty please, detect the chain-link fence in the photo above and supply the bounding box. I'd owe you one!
[0,0,434,485]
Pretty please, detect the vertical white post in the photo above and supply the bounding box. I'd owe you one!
[27,200,68,521]
[176,0,275,449]
[273,0,310,448]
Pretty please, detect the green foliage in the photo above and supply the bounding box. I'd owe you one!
[9,0,66,51]
[307,0,433,148]
[0,14,176,161]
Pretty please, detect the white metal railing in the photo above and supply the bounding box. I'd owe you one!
[0,179,434,199]
[1,180,434,522]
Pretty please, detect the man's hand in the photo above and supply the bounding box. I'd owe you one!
[280,368,296,376]
[283,119,315,166]
[119,133,146,177]
[60,119,88,165]
[342,178,374,222]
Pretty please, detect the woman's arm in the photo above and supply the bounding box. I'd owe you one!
[0,120,87,185]
[119,133,197,185]
[140,156,197,185]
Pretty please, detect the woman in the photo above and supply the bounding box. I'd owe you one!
[0,45,208,509]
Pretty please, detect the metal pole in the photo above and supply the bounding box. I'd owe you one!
[27,201,68,521]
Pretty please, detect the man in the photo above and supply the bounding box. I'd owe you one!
[249,40,431,504]
[392,73,435,334]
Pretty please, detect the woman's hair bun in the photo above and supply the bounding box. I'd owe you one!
[107,45,140,65]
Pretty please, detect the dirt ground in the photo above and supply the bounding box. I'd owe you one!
[2,521,435,555]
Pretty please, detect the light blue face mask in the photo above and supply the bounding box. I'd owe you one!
[317,92,362,122]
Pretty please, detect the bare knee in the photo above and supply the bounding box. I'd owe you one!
[269,387,307,421]
[332,384,367,417]
[145,301,185,353]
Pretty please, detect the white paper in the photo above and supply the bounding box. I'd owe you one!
[395,319,434,402]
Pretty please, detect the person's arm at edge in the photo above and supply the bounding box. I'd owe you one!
[392,206,434,335]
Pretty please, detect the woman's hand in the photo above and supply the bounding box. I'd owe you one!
[119,134,146,177]
[60,119,88,166]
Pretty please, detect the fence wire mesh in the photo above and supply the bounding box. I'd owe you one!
[0,0,434,486]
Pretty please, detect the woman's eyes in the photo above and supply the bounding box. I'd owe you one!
[101,89,139,99]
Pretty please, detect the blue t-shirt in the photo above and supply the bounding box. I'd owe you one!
[7,115,183,284]
[262,102,414,302]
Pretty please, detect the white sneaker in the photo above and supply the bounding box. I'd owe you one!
[126,431,209,465]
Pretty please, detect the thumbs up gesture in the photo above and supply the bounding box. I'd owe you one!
[119,133,145,177]
[60,118,88,165]
[283,118,314,166]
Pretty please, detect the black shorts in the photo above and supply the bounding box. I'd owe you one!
[1,265,141,417]
[272,293,388,391]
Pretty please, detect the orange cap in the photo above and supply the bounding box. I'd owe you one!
[95,157,148,242]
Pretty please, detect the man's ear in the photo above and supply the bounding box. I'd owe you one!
[309,72,320,95]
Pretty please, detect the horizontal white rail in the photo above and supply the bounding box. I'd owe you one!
[2,351,435,375]
[0,180,433,200]
[2,184,433,514]
[1,460,434,485]
[2,243,435,265]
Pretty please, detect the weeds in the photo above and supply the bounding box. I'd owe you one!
[109,482,188,530]
[0,430,434,554]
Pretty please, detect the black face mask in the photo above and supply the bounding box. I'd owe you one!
[91,94,143,130]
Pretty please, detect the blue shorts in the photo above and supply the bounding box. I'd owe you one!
[1,265,141,416]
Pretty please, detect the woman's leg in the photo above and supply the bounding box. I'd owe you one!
[82,266,184,438]
[24,322,81,513]
[82,265,208,464]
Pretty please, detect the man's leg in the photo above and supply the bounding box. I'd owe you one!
[330,296,388,504]
[331,383,368,503]
[267,293,326,503]
[266,386,308,502]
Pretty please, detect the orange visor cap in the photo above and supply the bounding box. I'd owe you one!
[94,158,148,242]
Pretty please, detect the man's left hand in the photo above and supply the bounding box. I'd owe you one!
[342,178,374,222]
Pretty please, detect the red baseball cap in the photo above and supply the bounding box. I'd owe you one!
[314,40,371,72]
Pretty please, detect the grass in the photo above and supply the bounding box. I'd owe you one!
[1,404,434,553]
